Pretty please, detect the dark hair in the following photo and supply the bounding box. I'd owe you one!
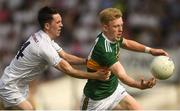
[38,6,59,29]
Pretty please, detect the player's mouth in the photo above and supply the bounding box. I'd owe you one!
[118,33,122,36]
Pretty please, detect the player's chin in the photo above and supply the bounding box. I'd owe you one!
[115,36,121,40]
[57,32,60,36]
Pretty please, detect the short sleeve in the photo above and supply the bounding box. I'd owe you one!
[51,40,62,52]
[39,42,62,66]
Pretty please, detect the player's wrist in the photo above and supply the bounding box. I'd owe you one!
[132,81,141,89]
[144,47,151,54]
[91,72,99,80]
[136,80,145,90]
[137,81,143,89]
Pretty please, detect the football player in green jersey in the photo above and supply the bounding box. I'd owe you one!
[81,8,168,110]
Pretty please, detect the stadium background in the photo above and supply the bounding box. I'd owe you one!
[0,0,179,109]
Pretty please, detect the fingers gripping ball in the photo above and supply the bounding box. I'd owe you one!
[150,56,175,80]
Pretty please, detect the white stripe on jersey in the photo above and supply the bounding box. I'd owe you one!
[105,40,108,52]
[107,41,112,52]
[105,40,112,52]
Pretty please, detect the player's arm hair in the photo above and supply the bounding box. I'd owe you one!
[122,38,149,53]
[58,50,86,65]
[55,59,97,79]
[110,61,142,89]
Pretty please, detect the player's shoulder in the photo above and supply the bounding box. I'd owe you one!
[25,31,48,54]
[96,33,105,45]
[34,30,52,46]
[28,30,43,44]
[93,33,106,52]
[34,30,45,42]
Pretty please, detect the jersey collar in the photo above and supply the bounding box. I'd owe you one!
[39,30,52,42]
[102,33,116,44]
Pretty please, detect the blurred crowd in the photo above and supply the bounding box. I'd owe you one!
[0,0,180,79]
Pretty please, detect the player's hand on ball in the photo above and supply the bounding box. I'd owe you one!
[140,77,156,89]
[151,56,174,80]
[95,69,111,81]
[150,48,169,56]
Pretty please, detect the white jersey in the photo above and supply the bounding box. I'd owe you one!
[0,30,62,107]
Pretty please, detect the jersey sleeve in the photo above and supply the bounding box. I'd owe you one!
[39,42,62,66]
[51,40,62,52]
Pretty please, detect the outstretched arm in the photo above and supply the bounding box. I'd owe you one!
[58,50,86,65]
[122,38,168,56]
[110,61,156,90]
[55,59,110,80]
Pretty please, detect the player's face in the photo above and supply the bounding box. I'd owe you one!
[47,14,63,39]
[103,17,123,41]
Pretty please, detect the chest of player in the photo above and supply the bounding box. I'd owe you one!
[104,42,121,59]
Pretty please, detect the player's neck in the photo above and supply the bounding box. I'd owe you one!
[103,32,116,42]
[43,30,54,40]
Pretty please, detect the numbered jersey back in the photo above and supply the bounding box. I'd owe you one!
[2,30,62,83]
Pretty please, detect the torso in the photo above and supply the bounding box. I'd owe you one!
[0,30,62,87]
[84,33,123,100]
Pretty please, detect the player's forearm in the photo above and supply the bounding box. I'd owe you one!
[59,50,86,65]
[111,62,142,89]
[118,74,141,89]
[56,59,94,79]
[66,68,97,79]
[123,39,149,53]
[65,55,86,65]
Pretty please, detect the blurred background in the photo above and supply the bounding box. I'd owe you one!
[0,0,179,110]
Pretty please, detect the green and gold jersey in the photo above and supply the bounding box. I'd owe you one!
[84,32,124,100]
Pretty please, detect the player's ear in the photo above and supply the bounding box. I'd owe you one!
[44,23,50,30]
[102,24,108,32]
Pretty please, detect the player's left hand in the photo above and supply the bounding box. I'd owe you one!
[150,48,169,56]
[140,77,156,89]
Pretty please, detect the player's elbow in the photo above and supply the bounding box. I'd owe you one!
[56,59,73,74]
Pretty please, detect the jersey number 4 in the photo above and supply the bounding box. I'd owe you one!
[16,41,30,60]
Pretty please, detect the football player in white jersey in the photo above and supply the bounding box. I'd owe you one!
[0,6,110,110]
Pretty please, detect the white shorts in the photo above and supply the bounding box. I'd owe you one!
[0,80,28,107]
[80,84,128,110]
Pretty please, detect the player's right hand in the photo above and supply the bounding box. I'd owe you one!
[95,69,111,81]
[150,48,169,56]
